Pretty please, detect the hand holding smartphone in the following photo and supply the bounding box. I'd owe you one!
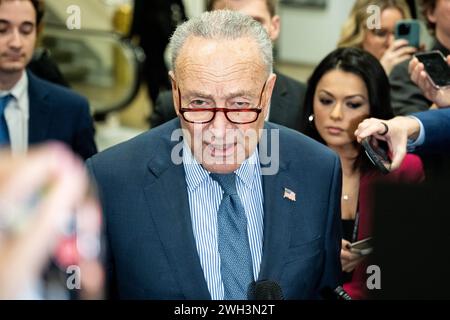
[380,20,419,74]
[415,51,450,88]
[395,20,420,48]
[361,137,391,174]
[350,237,373,256]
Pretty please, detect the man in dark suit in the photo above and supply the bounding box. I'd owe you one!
[0,0,96,159]
[129,0,187,104]
[87,11,341,300]
[150,0,306,131]
[26,71,97,159]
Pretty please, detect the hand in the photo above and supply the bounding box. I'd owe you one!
[355,117,420,171]
[380,39,417,75]
[409,56,450,108]
[0,143,102,299]
[341,239,366,273]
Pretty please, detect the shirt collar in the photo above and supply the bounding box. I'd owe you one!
[183,142,260,192]
[235,149,260,190]
[0,71,27,110]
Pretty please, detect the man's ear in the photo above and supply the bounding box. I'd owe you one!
[427,6,437,24]
[269,15,281,42]
[169,71,180,116]
[262,73,277,118]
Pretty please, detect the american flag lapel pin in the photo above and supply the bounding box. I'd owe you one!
[283,187,296,202]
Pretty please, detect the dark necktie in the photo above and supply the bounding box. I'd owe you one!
[210,173,254,300]
[0,94,13,145]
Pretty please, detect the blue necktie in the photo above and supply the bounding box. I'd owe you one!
[210,173,254,300]
[0,94,13,145]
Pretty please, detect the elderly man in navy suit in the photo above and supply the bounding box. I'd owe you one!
[150,0,307,132]
[0,0,96,159]
[87,10,342,300]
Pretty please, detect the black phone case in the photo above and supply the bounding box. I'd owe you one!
[415,51,450,87]
[361,137,390,174]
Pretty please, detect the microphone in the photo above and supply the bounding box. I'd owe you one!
[247,280,284,300]
[320,286,352,300]
[334,286,352,300]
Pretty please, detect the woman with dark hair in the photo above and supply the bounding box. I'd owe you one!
[300,47,424,299]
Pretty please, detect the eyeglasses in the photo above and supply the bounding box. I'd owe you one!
[178,81,267,124]
[369,28,395,40]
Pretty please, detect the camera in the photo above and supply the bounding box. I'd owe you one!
[397,22,411,35]
[394,20,420,48]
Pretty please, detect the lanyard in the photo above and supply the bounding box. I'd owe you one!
[352,210,359,243]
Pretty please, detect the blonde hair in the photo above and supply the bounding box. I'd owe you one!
[338,0,411,49]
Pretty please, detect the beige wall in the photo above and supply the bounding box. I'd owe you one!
[45,0,125,31]
[278,0,355,65]
[183,0,206,18]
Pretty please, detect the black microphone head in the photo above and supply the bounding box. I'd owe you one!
[334,286,352,300]
[247,280,284,300]
[320,286,352,300]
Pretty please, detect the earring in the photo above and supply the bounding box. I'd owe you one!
[308,114,314,123]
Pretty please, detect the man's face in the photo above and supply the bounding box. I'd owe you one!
[171,36,276,173]
[428,0,450,45]
[0,0,36,75]
[212,0,280,41]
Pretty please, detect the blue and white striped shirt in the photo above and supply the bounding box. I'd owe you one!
[183,143,264,300]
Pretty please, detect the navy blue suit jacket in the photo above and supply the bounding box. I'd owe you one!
[27,70,97,160]
[414,108,450,154]
[87,119,342,299]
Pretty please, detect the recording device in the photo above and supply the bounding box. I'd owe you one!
[350,237,373,256]
[247,280,284,300]
[395,19,420,48]
[361,137,391,174]
[320,286,352,300]
[415,50,450,88]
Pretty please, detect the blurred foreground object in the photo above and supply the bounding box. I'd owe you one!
[0,143,103,299]
[370,167,450,299]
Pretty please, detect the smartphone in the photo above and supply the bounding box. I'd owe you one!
[361,137,391,174]
[415,50,450,88]
[350,237,373,256]
[395,19,420,48]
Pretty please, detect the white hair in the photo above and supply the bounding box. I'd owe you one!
[169,10,273,75]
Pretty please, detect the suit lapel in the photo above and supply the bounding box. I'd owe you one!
[257,123,296,281]
[27,71,51,144]
[258,165,296,281]
[268,72,290,125]
[141,121,298,298]
[143,133,211,300]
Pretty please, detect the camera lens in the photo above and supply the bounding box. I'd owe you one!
[398,23,411,35]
